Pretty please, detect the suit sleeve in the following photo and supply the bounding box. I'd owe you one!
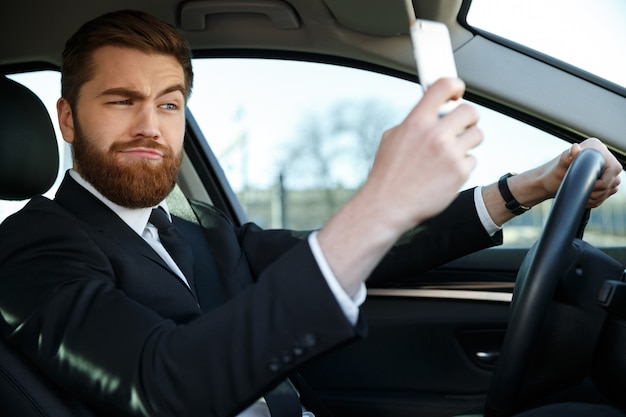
[0,198,361,417]
[193,188,501,284]
[367,188,503,285]
[202,188,502,287]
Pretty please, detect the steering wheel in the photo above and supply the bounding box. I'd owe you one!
[484,148,606,417]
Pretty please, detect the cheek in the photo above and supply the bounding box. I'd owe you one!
[76,115,123,153]
[164,117,186,152]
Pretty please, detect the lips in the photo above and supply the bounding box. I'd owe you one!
[111,139,172,160]
[119,147,165,160]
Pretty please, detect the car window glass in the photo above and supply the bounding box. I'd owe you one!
[188,58,626,248]
[467,0,626,88]
[3,66,624,249]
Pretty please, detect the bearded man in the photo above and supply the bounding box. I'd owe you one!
[0,9,622,417]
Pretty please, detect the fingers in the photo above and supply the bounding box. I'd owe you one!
[442,102,480,136]
[409,77,466,121]
[456,123,483,158]
[406,77,480,152]
[568,143,582,160]
[397,77,482,176]
[587,168,621,208]
[574,137,623,208]
[587,185,620,208]
[364,77,483,229]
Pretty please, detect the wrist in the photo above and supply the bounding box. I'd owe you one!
[498,173,531,215]
[354,182,426,239]
[317,186,404,289]
[505,169,550,209]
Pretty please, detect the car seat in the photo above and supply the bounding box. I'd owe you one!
[0,75,95,417]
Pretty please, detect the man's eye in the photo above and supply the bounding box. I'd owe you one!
[110,99,131,105]
[161,103,178,110]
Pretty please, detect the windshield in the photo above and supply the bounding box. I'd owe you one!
[467,0,626,88]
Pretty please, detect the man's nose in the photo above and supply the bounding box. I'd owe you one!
[132,105,161,139]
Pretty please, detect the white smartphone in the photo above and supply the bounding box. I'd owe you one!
[409,19,460,114]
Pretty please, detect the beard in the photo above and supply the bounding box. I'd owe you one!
[72,120,183,208]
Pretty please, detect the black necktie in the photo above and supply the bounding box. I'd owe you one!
[149,207,195,281]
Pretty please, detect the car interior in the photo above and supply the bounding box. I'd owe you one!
[2,0,626,416]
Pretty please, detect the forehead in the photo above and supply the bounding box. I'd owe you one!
[87,46,185,92]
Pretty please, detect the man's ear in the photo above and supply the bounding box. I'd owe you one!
[57,98,75,144]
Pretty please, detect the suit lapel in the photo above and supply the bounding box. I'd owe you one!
[54,173,198,299]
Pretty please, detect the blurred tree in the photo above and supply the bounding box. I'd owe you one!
[277,98,398,226]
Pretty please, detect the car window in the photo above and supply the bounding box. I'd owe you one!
[188,58,626,248]
[4,65,624,249]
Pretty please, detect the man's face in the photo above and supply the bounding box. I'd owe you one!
[57,45,187,208]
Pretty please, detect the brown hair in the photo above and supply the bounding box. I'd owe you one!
[61,9,193,108]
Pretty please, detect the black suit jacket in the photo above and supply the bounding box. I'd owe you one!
[0,173,501,417]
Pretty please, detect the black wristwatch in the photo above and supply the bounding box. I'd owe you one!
[498,173,530,215]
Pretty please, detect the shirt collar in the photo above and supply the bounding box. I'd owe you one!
[68,169,171,236]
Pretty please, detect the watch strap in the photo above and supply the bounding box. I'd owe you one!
[498,173,530,215]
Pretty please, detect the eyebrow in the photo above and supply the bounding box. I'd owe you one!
[98,84,187,100]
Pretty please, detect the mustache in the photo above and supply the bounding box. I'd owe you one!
[109,138,173,156]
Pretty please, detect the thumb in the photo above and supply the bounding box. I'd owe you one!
[569,143,582,160]
[411,78,465,120]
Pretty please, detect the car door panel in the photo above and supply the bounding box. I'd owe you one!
[300,243,626,417]
[299,247,521,417]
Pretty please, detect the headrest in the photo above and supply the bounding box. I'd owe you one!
[0,75,59,200]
